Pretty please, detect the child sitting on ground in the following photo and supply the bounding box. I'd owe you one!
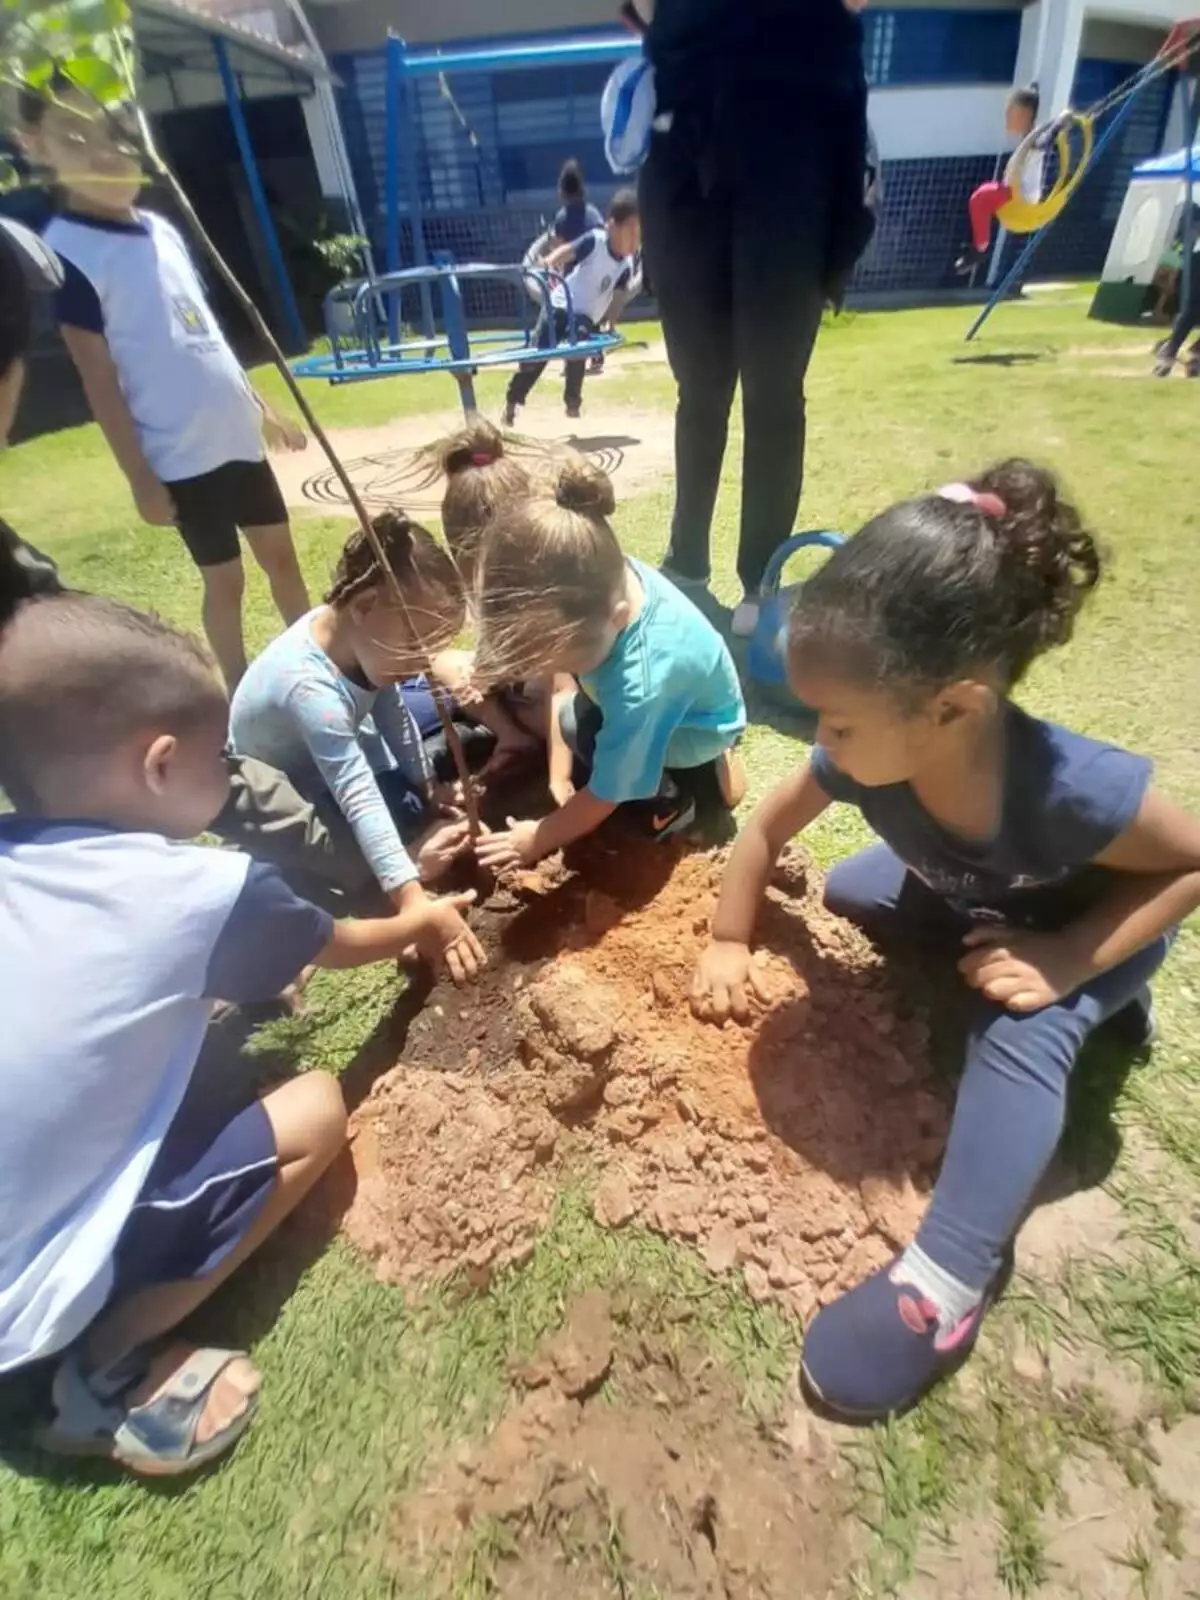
[474,460,747,872]
[229,512,500,965]
[0,556,482,1476]
[691,459,1200,1421]
[23,79,310,691]
[503,189,640,426]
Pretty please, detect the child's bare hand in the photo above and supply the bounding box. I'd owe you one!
[263,414,306,452]
[549,775,576,808]
[415,890,485,986]
[132,473,176,527]
[476,817,540,871]
[690,939,770,1025]
[958,926,1088,1012]
[416,817,474,881]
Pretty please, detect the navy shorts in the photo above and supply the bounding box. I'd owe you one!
[165,458,289,569]
[109,1081,278,1301]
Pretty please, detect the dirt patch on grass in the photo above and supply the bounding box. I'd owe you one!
[273,401,676,520]
[393,1290,851,1598]
[344,833,945,1320]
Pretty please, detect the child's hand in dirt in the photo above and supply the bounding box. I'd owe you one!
[132,472,176,527]
[690,939,772,1025]
[549,775,576,808]
[958,926,1088,1012]
[416,817,474,881]
[263,413,306,452]
[475,817,540,871]
[414,890,486,986]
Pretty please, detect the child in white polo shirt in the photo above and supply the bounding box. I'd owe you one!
[0,550,482,1477]
[21,79,310,690]
[503,188,640,424]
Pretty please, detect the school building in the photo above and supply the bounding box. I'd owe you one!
[287,0,1200,297]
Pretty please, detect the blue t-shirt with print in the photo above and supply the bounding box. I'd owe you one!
[579,558,746,804]
[811,704,1152,928]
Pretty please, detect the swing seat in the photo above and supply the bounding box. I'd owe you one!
[996,114,1095,236]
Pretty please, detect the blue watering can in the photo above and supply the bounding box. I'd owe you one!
[745,530,845,708]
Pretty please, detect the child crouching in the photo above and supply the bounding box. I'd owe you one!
[0,557,478,1474]
[473,459,746,873]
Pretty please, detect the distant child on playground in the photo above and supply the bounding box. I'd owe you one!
[22,79,310,690]
[229,510,520,972]
[0,553,482,1475]
[473,459,746,873]
[504,189,640,425]
[692,459,1200,1421]
[552,158,605,247]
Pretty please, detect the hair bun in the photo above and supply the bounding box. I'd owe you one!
[553,460,616,517]
[441,419,505,477]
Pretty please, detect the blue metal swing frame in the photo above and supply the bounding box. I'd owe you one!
[291,30,635,414]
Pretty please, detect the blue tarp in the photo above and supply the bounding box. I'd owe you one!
[1133,143,1200,180]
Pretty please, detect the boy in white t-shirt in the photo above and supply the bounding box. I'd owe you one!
[21,81,310,690]
[503,188,640,425]
[0,558,481,1475]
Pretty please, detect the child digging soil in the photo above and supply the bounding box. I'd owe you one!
[695,459,1200,1421]
[0,551,481,1474]
[473,458,747,868]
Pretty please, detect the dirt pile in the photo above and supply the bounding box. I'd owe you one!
[392,1291,849,1599]
[345,835,948,1319]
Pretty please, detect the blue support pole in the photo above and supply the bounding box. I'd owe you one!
[1179,78,1200,330]
[396,44,435,341]
[212,37,305,353]
[401,36,638,76]
[384,34,403,343]
[965,86,1146,343]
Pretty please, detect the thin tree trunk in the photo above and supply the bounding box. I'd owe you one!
[136,116,482,837]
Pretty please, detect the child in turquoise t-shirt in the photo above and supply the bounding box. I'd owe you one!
[474,460,746,871]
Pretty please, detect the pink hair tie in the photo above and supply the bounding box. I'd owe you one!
[938,481,1006,518]
[470,451,495,467]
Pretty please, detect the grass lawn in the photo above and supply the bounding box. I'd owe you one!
[1,293,1198,1599]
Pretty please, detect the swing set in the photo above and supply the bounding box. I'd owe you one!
[291,32,638,414]
[966,18,1200,341]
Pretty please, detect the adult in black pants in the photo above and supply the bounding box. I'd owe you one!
[639,0,875,636]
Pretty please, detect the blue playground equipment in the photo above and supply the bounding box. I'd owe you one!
[291,30,639,415]
[291,257,622,415]
[746,531,845,712]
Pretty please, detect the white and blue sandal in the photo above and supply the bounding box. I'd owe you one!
[37,1345,258,1476]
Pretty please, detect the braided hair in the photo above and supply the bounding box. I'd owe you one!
[788,458,1101,704]
[325,509,463,614]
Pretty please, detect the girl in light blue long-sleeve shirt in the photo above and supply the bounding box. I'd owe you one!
[230,512,481,974]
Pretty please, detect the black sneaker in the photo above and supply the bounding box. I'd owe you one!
[502,400,518,428]
[565,400,582,420]
[1104,986,1157,1052]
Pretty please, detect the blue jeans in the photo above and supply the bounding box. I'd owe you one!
[825,844,1171,1291]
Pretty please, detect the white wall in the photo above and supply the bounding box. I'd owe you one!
[312,0,617,56]
[871,85,1013,161]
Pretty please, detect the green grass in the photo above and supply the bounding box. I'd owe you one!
[2,293,1200,1597]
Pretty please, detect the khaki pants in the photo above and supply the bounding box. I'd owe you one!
[215,754,386,915]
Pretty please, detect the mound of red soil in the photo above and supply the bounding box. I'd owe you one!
[393,1291,851,1598]
[345,834,948,1320]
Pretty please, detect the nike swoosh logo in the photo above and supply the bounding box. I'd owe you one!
[651,809,681,832]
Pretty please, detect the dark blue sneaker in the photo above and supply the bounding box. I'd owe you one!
[800,1252,1010,1421]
